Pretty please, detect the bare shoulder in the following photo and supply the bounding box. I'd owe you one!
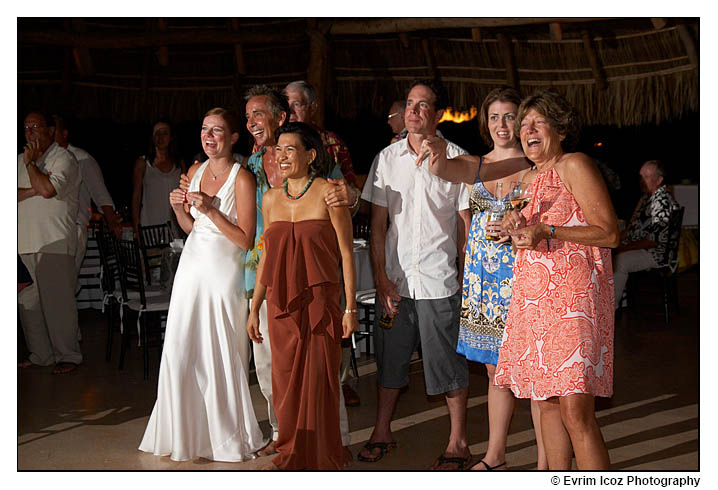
[557,152,604,193]
[235,165,256,186]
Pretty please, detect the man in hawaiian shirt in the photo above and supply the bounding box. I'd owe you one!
[613,160,679,309]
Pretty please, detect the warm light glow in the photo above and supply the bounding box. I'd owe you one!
[439,106,478,124]
[594,142,603,147]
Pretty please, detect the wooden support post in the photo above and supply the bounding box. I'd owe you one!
[307,20,329,129]
[156,19,169,67]
[230,19,246,102]
[62,47,73,95]
[399,33,410,49]
[70,19,94,77]
[497,33,518,89]
[582,31,608,91]
[676,24,699,69]
[471,27,481,42]
[549,23,562,41]
[421,38,438,80]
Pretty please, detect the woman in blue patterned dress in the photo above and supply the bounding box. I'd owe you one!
[419,87,545,470]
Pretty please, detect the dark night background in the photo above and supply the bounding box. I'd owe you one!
[17,107,699,223]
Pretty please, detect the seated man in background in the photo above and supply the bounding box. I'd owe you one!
[613,160,679,309]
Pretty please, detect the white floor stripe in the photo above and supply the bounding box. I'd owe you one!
[349,394,488,445]
[609,429,698,465]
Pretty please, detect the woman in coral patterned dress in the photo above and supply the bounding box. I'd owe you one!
[495,90,619,470]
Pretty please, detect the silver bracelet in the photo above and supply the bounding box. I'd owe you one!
[344,309,358,314]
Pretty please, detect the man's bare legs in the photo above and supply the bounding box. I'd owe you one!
[357,385,401,460]
[435,386,470,465]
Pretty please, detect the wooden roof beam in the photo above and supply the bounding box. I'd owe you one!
[330,17,613,35]
[19,29,305,49]
[651,18,668,30]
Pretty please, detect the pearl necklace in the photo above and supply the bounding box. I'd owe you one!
[208,161,232,180]
[283,176,314,200]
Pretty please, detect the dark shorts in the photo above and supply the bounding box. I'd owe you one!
[374,292,469,395]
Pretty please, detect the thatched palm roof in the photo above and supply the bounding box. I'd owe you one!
[19,17,699,126]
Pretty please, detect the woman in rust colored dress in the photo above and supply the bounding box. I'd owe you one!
[247,122,358,470]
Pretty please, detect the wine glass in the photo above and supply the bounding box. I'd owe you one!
[508,181,533,212]
[485,182,506,241]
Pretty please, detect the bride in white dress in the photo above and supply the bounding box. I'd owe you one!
[139,108,266,462]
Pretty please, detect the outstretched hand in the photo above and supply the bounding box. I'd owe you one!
[414,136,445,170]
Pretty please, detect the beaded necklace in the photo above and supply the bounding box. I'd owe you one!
[283,176,314,200]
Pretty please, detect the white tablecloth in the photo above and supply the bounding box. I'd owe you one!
[353,240,374,291]
[672,184,698,227]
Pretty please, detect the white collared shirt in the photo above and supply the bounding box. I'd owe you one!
[361,137,469,299]
[18,142,80,255]
[68,144,115,228]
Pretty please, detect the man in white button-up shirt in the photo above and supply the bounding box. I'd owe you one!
[18,111,82,374]
[359,81,472,469]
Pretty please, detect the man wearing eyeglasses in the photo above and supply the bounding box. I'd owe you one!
[387,100,407,144]
[18,111,82,375]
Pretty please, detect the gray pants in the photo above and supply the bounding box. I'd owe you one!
[18,253,82,366]
[249,299,351,445]
[613,249,658,309]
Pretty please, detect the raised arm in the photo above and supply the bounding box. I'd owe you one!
[414,136,479,185]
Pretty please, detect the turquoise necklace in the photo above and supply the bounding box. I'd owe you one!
[283,176,314,200]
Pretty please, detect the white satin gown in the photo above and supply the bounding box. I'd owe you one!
[139,161,266,461]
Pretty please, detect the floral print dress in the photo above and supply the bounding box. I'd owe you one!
[456,160,516,366]
[494,167,614,400]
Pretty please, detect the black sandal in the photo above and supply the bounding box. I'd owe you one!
[357,441,397,462]
[472,459,507,470]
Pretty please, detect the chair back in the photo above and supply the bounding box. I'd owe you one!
[353,213,371,240]
[116,238,147,306]
[95,225,121,296]
[138,222,173,284]
[663,206,685,274]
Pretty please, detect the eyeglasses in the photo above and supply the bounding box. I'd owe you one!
[387,112,400,120]
[23,124,45,132]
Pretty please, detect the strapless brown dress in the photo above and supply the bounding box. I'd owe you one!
[260,219,343,470]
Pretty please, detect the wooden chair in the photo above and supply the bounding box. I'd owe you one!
[75,223,103,309]
[95,225,122,361]
[115,238,171,379]
[627,206,685,324]
[138,222,173,285]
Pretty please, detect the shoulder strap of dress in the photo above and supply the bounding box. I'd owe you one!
[473,155,484,185]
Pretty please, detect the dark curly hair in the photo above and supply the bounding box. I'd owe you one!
[478,87,523,147]
[515,89,582,152]
[275,122,330,179]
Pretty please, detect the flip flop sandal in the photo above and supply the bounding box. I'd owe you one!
[472,459,507,470]
[432,454,473,470]
[357,441,397,462]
